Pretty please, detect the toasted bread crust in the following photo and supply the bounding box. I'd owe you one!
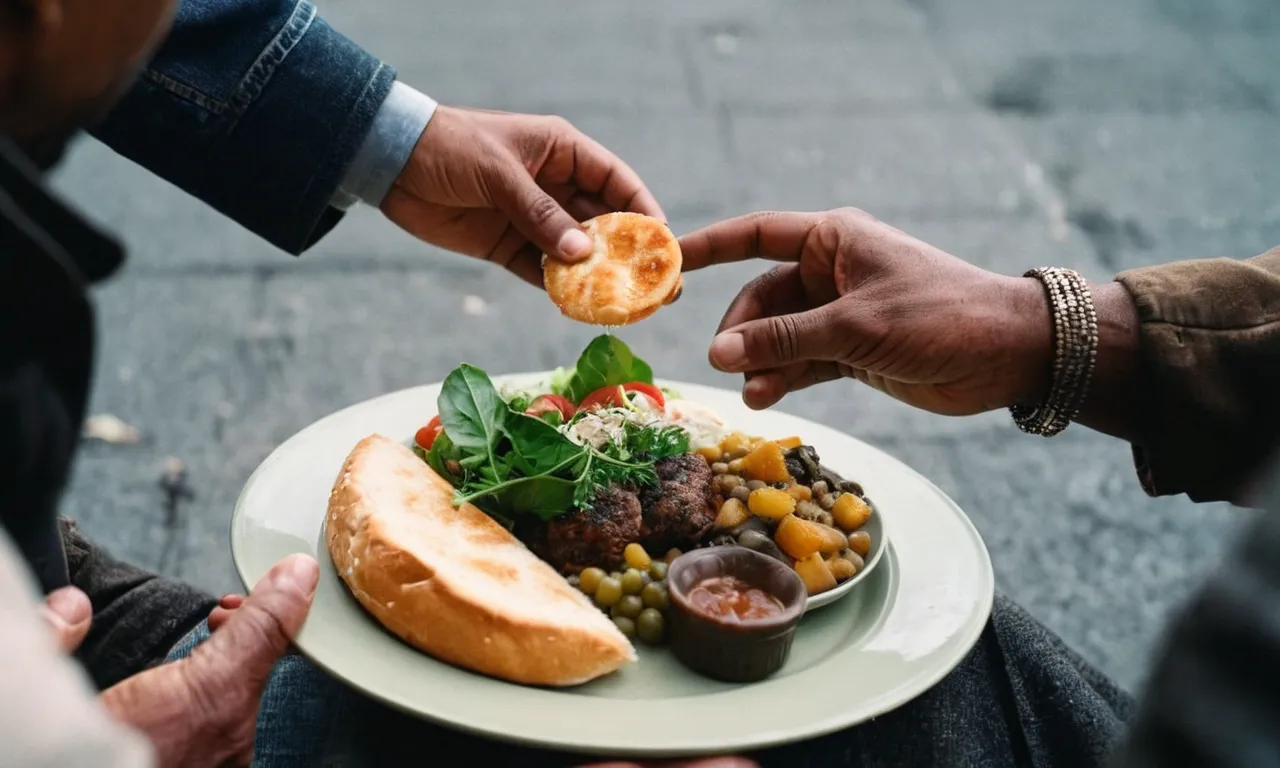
[325,435,636,687]
[544,213,682,326]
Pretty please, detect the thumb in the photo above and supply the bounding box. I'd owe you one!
[489,161,594,262]
[187,554,318,689]
[43,586,92,653]
[709,306,842,373]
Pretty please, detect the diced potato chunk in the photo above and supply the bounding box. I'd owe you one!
[831,493,872,532]
[740,441,792,484]
[747,487,796,521]
[773,436,803,449]
[795,552,837,595]
[786,484,812,502]
[696,445,723,462]
[719,432,755,459]
[714,498,752,530]
[775,514,824,560]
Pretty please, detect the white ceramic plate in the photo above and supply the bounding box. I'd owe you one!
[231,376,994,758]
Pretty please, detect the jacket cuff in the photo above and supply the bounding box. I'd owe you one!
[1115,249,1280,504]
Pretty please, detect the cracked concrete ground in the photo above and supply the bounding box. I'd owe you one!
[52,0,1278,694]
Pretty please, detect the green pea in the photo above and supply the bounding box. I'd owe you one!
[613,595,644,620]
[594,576,623,608]
[621,569,645,595]
[641,581,669,611]
[636,608,665,645]
[579,567,605,595]
[612,616,636,638]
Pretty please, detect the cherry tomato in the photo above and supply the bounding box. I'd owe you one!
[525,394,576,421]
[577,382,665,412]
[414,415,442,450]
[622,382,665,409]
[577,385,627,412]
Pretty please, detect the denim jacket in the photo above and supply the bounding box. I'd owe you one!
[91,0,398,254]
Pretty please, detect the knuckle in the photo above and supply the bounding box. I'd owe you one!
[765,314,802,363]
[527,193,563,226]
[543,114,576,136]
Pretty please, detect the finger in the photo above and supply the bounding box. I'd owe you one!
[564,192,613,222]
[504,243,550,289]
[188,554,318,689]
[711,305,843,373]
[563,131,665,221]
[715,264,809,335]
[42,586,92,653]
[678,211,822,272]
[208,607,234,632]
[490,159,595,262]
[742,363,844,410]
[218,594,246,610]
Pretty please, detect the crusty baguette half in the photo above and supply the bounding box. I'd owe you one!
[544,212,683,326]
[325,434,637,686]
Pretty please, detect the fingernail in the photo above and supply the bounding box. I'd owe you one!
[558,228,593,260]
[47,587,90,626]
[274,554,320,599]
[709,332,746,370]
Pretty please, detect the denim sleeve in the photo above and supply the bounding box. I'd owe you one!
[90,0,395,254]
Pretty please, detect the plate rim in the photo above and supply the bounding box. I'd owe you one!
[230,376,994,757]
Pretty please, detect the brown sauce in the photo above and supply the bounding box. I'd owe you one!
[687,575,785,622]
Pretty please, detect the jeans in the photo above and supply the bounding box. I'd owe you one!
[167,595,1134,767]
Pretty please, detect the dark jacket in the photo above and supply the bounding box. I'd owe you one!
[0,0,392,688]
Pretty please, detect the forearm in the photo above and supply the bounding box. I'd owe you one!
[90,0,396,254]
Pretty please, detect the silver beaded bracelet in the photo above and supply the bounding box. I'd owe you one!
[1009,267,1099,437]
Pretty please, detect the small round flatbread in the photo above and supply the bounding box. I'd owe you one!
[544,212,683,327]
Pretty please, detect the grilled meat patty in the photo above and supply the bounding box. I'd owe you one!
[520,485,642,574]
[638,454,715,551]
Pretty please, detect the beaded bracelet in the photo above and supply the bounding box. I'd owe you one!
[1009,267,1099,437]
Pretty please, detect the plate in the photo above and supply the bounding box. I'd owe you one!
[231,376,994,758]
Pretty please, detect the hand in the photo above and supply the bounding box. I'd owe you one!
[100,554,319,768]
[680,208,1059,415]
[42,585,93,652]
[383,106,664,286]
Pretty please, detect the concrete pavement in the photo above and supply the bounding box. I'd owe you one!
[51,0,1278,693]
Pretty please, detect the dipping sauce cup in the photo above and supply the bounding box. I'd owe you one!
[666,547,806,683]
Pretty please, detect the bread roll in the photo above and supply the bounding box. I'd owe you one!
[544,212,682,326]
[326,434,636,686]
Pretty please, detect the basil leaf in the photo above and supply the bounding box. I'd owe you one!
[503,413,584,477]
[565,335,654,402]
[424,431,463,482]
[438,364,507,452]
[491,476,580,520]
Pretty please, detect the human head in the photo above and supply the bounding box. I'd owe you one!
[0,0,175,168]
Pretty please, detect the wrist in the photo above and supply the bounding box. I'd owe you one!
[1002,275,1055,409]
[1076,280,1141,440]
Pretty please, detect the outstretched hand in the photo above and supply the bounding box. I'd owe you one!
[384,106,664,286]
[680,208,1057,415]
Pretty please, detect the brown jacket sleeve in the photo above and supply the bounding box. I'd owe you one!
[1115,247,1280,505]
